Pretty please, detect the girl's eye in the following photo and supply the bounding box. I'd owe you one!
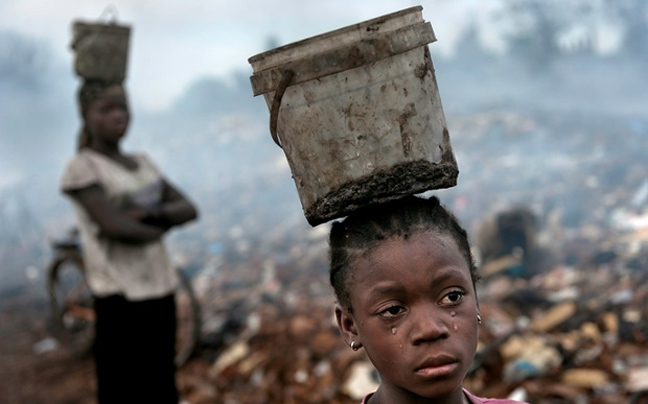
[379,305,405,318]
[439,290,465,305]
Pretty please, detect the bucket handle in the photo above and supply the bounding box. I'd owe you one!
[269,69,294,148]
[71,4,124,52]
[98,4,120,24]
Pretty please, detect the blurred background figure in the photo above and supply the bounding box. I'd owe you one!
[59,16,199,404]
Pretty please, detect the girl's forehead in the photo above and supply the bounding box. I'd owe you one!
[348,233,473,303]
[85,86,127,104]
[100,94,126,102]
[91,94,128,107]
[355,231,467,275]
[364,229,455,257]
[98,85,126,98]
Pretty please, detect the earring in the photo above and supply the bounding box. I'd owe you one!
[477,313,482,324]
[350,341,358,351]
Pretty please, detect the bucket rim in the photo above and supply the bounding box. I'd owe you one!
[247,5,423,64]
[249,20,435,96]
[72,19,132,31]
[71,20,131,50]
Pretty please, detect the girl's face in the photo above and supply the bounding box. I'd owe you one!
[85,94,130,145]
[336,230,479,403]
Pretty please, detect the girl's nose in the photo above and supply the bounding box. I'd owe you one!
[410,307,450,345]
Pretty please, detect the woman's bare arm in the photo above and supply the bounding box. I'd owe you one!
[66,184,169,244]
[147,179,199,227]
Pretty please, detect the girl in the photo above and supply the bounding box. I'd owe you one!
[329,195,529,404]
[60,80,198,404]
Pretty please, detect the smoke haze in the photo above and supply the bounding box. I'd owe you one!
[1,0,647,297]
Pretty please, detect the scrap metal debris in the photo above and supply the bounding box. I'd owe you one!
[2,108,647,404]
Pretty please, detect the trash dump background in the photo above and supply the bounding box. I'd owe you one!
[1,1,648,403]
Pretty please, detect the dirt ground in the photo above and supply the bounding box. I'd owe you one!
[0,282,93,404]
[0,281,210,404]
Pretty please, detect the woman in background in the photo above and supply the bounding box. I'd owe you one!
[60,80,198,404]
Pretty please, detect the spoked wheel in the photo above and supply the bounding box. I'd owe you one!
[47,253,94,357]
[174,268,201,367]
[47,253,201,366]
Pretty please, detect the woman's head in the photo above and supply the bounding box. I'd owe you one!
[76,80,129,150]
[330,195,481,402]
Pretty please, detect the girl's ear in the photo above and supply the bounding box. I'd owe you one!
[335,304,359,346]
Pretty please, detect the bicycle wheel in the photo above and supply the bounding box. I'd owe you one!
[174,268,201,367]
[47,252,95,357]
[47,254,200,366]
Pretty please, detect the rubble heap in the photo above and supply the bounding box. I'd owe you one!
[174,108,648,404]
[5,107,647,404]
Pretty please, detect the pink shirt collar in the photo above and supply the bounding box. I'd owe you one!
[360,388,529,404]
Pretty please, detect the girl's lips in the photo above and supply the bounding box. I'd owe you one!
[414,355,460,378]
[415,361,459,378]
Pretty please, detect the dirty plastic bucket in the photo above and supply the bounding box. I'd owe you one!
[71,20,131,83]
[248,6,458,226]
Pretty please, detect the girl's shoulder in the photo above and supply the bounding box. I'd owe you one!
[63,149,98,174]
[60,150,100,191]
[359,390,530,404]
[129,152,161,172]
[82,149,159,172]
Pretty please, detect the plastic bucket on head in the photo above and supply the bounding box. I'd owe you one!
[71,20,131,83]
[248,6,458,226]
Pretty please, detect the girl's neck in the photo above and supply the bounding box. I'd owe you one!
[89,142,122,158]
[87,143,138,171]
[369,387,470,404]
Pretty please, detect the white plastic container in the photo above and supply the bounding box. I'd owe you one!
[249,6,458,226]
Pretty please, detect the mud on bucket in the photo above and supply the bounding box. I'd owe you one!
[71,20,131,83]
[248,6,458,226]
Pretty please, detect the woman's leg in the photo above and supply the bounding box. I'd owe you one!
[94,294,132,404]
[94,294,178,404]
[130,294,179,404]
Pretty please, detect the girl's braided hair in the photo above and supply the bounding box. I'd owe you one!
[329,195,479,312]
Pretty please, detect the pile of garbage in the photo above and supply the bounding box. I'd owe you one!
[467,231,648,403]
[174,207,648,404]
[167,107,648,404]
